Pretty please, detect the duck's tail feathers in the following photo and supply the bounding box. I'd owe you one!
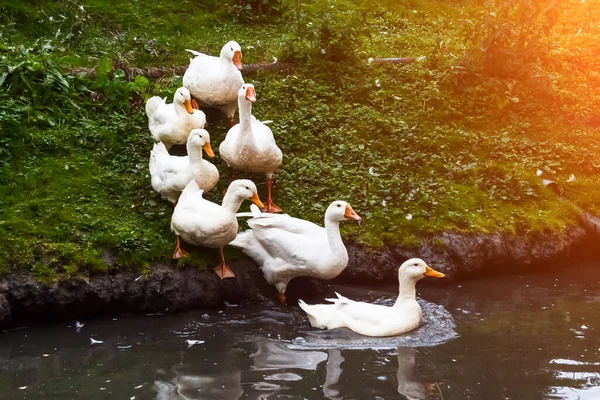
[235,204,263,218]
[298,300,334,329]
[152,141,169,156]
[145,96,165,118]
[228,229,254,249]
[149,145,166,193]
[185,49,203,57]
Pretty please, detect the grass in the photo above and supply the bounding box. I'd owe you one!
[1,0,599,280]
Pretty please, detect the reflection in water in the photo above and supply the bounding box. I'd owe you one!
[154,352,243,400]
[323,349,344,399]
[250,336,327,370]
[396,347,436,400]
[154,370,243,400]
[546,358,600,400]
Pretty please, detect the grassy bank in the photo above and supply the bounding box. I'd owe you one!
[1,0,599,280]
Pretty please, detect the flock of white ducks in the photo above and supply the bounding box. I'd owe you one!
[146,41,445,337]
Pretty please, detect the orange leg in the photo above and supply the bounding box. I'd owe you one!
[172,236,188,259]
[262,178,282,213]
[191,98,200,110]
[278,289,287,305]
[213,247,236,279]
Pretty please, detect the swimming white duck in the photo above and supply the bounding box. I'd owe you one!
[145,87,206,149]
[298,258,445,337]
[149,129,218,204]
[219,84,283,213]
[182,41,244,127]
[171,179,264,279]
[230,201,361,304]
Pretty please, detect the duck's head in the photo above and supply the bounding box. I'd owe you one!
[221,41,243,70]
[175,87,194,114]
[187,129,214,158]
[326,201,362,224]
[399,258,445,281]
[238,83,256,103]
[227,179,264,208]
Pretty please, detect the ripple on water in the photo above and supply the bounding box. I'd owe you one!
[546,357,600,399]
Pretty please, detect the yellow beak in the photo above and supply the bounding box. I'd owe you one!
[203,142,215,158]
[232,50,242,70]
[183,99,194,114]
[250,193,264,209]
[245,86,256,102]
[424,265,445,278]
[344,204,362,223]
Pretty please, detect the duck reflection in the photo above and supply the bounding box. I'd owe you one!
[323,349,344,400]
[396,347,436,400]
[154,353,243,400]
[250,336,327,370]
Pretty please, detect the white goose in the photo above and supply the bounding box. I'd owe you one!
[230,201,361,304]
[171,179,264,279]
[219,84,283,213]
[149,129,218,204]
[182,41,244,127]
[145,87,206,149]
[298,258,445,337]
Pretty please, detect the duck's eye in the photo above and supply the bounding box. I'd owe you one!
[231,47,233,51]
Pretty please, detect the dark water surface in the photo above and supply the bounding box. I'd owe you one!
[1,261,599,399]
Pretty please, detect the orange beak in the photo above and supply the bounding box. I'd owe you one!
[245,86,256,102]
[344,204,362,224]
[424,265,445,278]
[250,193,264,209]
[183,99,194,114]
[203,142,215,158]
[232,50,242,70]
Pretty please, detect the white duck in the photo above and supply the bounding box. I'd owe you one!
[219,84,283,213]
[171,179,264,279]
[298,258,445,337]
[149,129,218,204]
[230,201,361,304]
[145,87,206,149]
[182,41,244,127]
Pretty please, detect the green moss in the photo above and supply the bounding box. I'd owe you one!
[1,0,599,279]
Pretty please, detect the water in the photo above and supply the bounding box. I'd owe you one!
[1,261,599,399]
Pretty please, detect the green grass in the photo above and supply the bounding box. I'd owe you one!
[1,0,599,280]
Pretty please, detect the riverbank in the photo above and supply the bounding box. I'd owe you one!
[2,219,596,330]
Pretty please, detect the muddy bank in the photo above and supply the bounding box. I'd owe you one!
[342,220,590,283]
[0,220,595,330]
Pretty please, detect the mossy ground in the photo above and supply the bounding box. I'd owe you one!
[1,0,599,280]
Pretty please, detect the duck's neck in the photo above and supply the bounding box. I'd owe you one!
[187,141,204,167]
[324,219,348,259]
[236,98,257,149]
[174,101,188,118]
[394,275,418,306]
[221,192,245,214]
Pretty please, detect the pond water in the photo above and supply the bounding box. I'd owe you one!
[1,260,599,400]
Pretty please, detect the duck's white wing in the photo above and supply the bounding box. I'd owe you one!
[299,293,393,332]
[248,213,322,236]
[326,293,391,325]
[185,49,218,68]
[249,216,327,266]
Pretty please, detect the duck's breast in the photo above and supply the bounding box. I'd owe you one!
[183,61,243,107]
